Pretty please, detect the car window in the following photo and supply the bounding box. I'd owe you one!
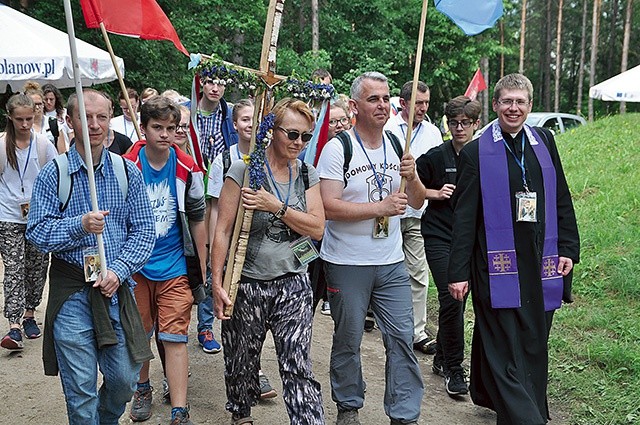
[562,118,582,130]
[543,118,561,134]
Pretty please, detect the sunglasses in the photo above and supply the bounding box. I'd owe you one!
[278,127,313,143]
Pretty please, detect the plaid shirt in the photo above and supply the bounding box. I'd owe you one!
[26,146,155,286]
[197,104,224,165]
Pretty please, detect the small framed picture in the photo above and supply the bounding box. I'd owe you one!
[83,251,101,282]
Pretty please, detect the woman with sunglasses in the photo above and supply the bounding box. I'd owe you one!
[0,94,58,350]
[211,98,325,425]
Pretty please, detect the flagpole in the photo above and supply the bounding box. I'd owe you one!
[400,0,429,194]
[97,22,143,142]
[62,0,107,278]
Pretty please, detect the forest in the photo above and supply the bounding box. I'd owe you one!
[3,0,639,123]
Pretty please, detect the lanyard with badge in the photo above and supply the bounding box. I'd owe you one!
[503,133,537,222]
[265,158,319,265]
[354,127,390,238]
[17,132,34,219]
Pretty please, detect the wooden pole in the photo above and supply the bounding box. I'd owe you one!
[98,23,143,141]
[399,0,429,194]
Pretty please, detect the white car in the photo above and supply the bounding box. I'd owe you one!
[475,112,587,138]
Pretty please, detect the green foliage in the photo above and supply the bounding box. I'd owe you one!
[547,113,640,423]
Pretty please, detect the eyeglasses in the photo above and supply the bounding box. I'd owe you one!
[328,117,350,127]
[496,99,530,108]
[278,127,313,143]
[176,125,189,132]
[449,119,475,129]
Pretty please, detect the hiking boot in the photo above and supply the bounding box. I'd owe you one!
[170,407,194,425]
[259,373,277,399]
[413,337,437,355]
[130,386,153,422]
[432,355,447,377]
[336,409,360,425]
[198,330,221,354]
[320,301,331,316]
[1,328,24,350]
[22,317,41,339]
[445,369,469,397]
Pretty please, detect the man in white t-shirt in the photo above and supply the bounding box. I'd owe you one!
[316,72,425,425]
[384,81,443,355]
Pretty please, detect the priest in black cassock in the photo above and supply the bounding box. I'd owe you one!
[447,73,580,425]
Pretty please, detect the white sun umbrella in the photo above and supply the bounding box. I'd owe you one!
[0,3,124,93]
[589,65,640,102]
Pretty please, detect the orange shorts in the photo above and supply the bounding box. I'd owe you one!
[133,273,193,343]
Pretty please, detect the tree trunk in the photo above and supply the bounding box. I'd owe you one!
[311,0,319,52]
[588,0,602,122]
[620,0,633,113]
[543,0,553,111]
[606,0,620,81]
[577,0,589,115]
[481,57,490,126]
[519,0,527,73]
[554,0,564,112]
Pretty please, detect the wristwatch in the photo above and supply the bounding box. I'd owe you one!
[274,202,288,219]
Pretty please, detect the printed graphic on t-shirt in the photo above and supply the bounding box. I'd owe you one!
[147,179,177,238]
[367,173,393,202]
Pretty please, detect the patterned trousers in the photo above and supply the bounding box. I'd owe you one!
[221,273,324,424]
[0,221,49,324]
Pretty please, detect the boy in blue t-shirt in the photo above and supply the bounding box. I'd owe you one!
[124,96,207,425]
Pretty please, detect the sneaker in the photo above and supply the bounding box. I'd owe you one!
[130,387,153,422]
[336,409,360,425]
[320,301,331,316]
[170,407,194,425]
[445,370,469,396]
[413,338,437,355]
[162,378,171,404]
[432,356,446,378]
[259,373,277,399]
[391,420,418,425]
[22,317,41,339]
[1,328,24,350]
[198,330,221,354]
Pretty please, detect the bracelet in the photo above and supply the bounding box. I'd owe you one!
[274,202,288,219]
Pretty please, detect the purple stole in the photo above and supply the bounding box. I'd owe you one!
[478,122,563,311]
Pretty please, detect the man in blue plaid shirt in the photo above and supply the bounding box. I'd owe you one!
[26,89,156,425]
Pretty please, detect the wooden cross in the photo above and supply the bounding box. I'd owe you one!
[220,0,287,316]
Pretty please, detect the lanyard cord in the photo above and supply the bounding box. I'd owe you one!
[502,133,528,191]
[353,127,387,201]
[17,131,35,194]
[264,158,292,206]
[400,121,422,147]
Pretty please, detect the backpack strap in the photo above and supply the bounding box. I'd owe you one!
[54,151,129,211]
[0,136,6,177]
[53,153,72,211]
[48,117,59,142]
[222,148,232,175]
[384,130,404,160]
[301,161,309,190]
[336,131,353,187]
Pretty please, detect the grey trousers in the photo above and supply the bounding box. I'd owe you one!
[325,261,424,423]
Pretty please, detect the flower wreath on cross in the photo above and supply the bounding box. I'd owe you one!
[195,56,260,91]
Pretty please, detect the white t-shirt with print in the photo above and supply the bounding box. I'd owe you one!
[316,130,404,266]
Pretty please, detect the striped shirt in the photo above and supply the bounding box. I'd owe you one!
[197,104,224,165]
[26,146,156,287]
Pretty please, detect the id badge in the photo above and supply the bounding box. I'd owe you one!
[373,216,389,239]
[289,236,319,266]
[516,191,537,222]
[18,200,30,220]
[83,247,102,282]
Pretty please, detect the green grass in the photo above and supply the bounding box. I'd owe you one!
[548,113,640,424]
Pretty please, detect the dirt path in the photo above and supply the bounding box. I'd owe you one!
[0,265,565,424]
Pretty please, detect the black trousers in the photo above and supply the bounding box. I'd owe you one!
[424,239,468,373]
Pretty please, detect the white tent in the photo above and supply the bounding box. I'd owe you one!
[589,65,640,102]
[0,4,124,93]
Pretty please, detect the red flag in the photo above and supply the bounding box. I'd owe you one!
[80,0,189,56]
[313,108,331,166]
[464,68,487,100]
